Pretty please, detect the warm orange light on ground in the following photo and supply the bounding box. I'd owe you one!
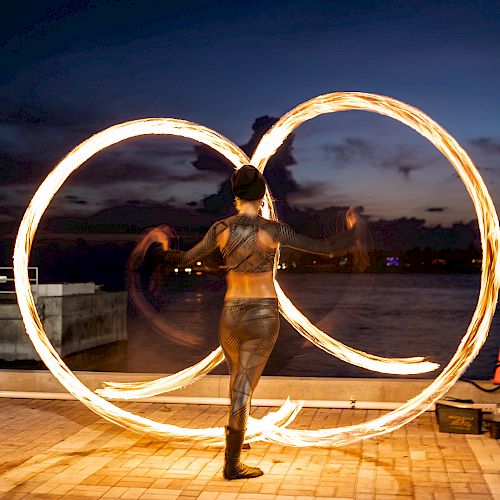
[14,93,499,446]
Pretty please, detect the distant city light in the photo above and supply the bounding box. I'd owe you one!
[174,268,179,273]
[385,256,400,267]
[197,261,201,265]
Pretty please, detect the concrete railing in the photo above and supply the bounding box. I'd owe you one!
[0,290,127,362]
[0,371,498,408]
[0,267,38,302]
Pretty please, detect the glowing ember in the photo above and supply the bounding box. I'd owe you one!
[14,93,499,446]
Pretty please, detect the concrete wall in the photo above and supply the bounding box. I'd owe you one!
[59,292,127,356]
[0,292,127,361]
[0,370,498,405]
[0,303,49,360]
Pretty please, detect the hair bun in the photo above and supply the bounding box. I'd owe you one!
[231,165,266,200]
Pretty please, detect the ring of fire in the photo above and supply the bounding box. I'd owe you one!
[14,92,499,446]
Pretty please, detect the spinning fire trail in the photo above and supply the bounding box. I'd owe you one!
[14,92,499,446]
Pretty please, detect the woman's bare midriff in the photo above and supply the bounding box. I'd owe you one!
[216,223,278,299]
[224,270,277,299]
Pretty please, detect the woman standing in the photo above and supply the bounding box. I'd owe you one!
[160,165,368,480]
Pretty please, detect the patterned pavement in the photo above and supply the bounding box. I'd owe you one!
[0,398,498,499]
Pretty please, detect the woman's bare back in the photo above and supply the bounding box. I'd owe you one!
[217,224,278,299]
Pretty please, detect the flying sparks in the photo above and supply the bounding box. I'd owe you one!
[14,93,499,447]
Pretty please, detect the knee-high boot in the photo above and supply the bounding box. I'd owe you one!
[223,426,263,480]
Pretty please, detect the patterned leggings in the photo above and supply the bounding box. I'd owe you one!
[219,298,280,430]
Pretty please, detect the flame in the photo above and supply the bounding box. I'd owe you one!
[14,93,498,446]
[126,225,205,349]
[13,119,301,443]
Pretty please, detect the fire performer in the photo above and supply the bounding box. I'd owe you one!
[156,164,368,479]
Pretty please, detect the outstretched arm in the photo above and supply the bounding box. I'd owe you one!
[163,220,228,267]
[271,221,356,257]
[150,220,227,290]
[262,208,370,271]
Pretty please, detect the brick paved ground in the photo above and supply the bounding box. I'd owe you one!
[0,398,498,499]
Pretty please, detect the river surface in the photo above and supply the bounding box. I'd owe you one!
[121,273,499,380]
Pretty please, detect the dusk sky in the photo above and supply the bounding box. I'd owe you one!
[2,0,500,228]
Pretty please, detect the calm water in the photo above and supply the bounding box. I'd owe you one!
[122,273,499,380]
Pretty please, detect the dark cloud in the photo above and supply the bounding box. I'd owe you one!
[2,104,46,125]
[0,128,229,220]
[293,182,328,198]
[125,199,168,208]
[0,98,104,130]
[287,181,331,206]
[0,95,236,222]
[193,116,303,216]
[64,195,88,205]
[72,160,186,187]
[322,138,436,180]
[323,138,373,164]
[426,207,446,213]
[0,135,211,190]
[0,99,205,188]
[192,146,234,173]
[396,164,422,179]
[242,116,297,198]
[380,148,427,180]
[0,0,498,232]
[470,138,500,155]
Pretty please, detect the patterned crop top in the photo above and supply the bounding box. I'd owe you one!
[164,213,357,273]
